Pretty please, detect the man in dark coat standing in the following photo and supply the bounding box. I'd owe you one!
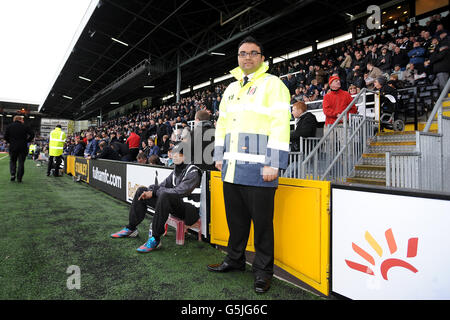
[4,115,35,182]
[290,101,318,152]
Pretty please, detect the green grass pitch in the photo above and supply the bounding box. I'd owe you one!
[0,155,320,300]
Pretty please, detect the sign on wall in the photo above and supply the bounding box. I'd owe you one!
[126,164,172,203]
[332,186,450,300]
[89,159,127,201]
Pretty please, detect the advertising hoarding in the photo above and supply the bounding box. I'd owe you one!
[332,186,450,300]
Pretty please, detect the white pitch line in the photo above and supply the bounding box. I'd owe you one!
[0,155,9,161]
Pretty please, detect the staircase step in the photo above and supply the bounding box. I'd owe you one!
[368,140,416,153]
[362,153,386,165]
[354,165,386,179]
[346,177,386,186]
[375,131,416,142]
[354,165,385,171]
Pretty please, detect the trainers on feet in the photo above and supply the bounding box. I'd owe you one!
[136,237,161,253]
[111,227,138,238]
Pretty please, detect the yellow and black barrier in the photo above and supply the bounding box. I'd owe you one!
[209,171,331,295]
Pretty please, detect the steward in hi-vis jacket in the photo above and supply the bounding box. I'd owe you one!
[208,36,291,294]
[47,125,66,177]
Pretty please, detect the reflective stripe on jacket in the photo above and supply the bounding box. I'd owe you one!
[49,128,66,156]
[213,62,291,187]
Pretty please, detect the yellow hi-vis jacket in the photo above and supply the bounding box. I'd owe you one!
[29,144,36,154]
[213,62,291,187]
[49,127,66,157]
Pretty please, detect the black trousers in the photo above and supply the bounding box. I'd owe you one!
[126,186,199,239]
[222,182,276,280]
[47,155,62,175]
[9,151,27,180]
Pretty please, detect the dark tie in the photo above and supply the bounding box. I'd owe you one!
[243,76,249,86]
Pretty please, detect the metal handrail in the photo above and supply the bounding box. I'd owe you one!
[423,77,450,133]
[300,88,376,178]
[320,114,367,180]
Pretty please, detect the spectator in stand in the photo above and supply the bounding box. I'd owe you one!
[136,152,148,164]
[156,118,168,147]
[289,101,318,152]
[391,64,405,81]
[109,132,118,145]
[402,63,417,86]
[126,128,140,161]
[71,135,85,157]
[408,41,426,73]
[340,51,352,75]
[322,75,356,130]
[84,131,98,159]
[93,140,121,161]
[427,33,450,91]
[145,137,160,158]
[365,62,383,89]
[159,135,170,158]
[148,154,163,166]
[391,45,409,70]
[377,46,392,73]
[187,109,215,171]
[111,140,131,161]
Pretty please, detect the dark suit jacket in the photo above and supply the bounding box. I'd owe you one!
[290,112,318,152]
[4,121,35,153]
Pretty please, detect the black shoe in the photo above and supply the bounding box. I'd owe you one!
[10,175,15,182]
[207,261,245,273]
[254,277,271,294]
[46,172,51,176]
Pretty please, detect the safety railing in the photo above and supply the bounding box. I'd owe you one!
[385,152,421,189]
[423,77,450,133]
[416,131,443,192]
[443,116,450,191]
[299,88,378,181]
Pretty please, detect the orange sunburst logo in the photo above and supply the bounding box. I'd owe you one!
[345,228,419,280]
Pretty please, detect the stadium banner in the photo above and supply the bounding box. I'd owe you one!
[331,184,450,300]
[64,155,75,176]
[89,159,127,201]
[74,156,89,183]
[209,171,331,296]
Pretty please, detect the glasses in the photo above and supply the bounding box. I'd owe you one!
[238,51,261,58]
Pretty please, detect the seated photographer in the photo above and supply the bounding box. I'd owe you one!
[110,142,202,253]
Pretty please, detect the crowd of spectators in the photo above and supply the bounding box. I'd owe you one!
[61,84,226,166]
[272,13,449,105]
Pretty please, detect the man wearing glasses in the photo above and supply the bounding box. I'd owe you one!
[208,36,291,294]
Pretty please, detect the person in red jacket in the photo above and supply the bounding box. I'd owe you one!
[126,129,141,161]
[322,75,356,129]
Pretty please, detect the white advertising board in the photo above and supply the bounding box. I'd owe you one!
[332,187,450,300]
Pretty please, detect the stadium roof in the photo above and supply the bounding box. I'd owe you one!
[39,0,391,120]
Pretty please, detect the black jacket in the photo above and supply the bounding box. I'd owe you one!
[149,163,202,225]
[4,121,35,153]
[111,142,130,158]
[290,112,318,152]
[430,39,450,74]
[94,145,121,161]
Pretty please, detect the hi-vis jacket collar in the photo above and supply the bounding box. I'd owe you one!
[230,61,269,82]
